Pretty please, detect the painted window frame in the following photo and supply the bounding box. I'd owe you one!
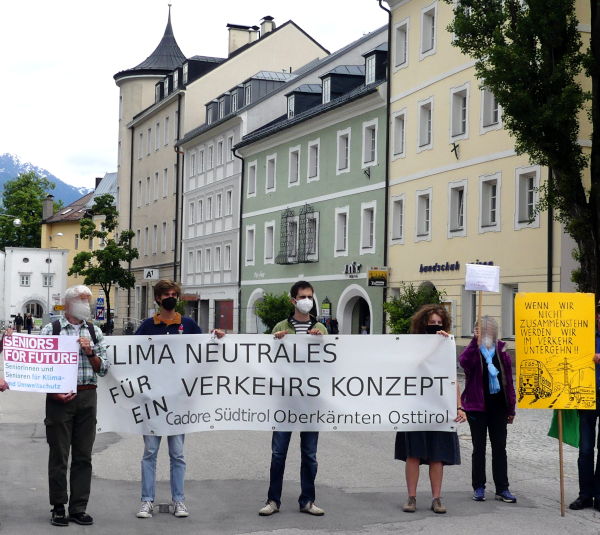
[336,127,352,175]
[362,118,378,168]
[245,225,256,266]
[360,200,377,254]
[514,165,540,229]
[307,138,320,182]
[247,160,257,197]
[334,206,349,257]
[449,82,470,141]
[390,193,405,244]
[265,153,277,193]
[392,108,407,159]
[394,17,409,70]
[448,179,468,238]
[480,88,502,134]
[420,1,438,60]
[417,96,434,152]
[288,145,301,187]
[415,187,433,242]
[264,220,276,264]
[478,172,501,233]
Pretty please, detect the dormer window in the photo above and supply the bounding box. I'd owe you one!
[155,84,161,102]
[245,83,252,105]
[231,92,238,112]
[207,107,214,125]
[173,71,179,90]
[322,78,331,104]
[218,98,225,119]
[287,95,295,119]
[182,63,188,85]
[365,55,376,85]
[164,78,170,95]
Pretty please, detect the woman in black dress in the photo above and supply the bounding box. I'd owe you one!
[395,304,466,514]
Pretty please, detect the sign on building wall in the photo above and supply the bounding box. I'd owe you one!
[368,267,389,287]
[143,268,159,280]
[516,292,595,409]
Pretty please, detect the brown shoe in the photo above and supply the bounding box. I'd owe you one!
[431,498,446,514]
[402,496,416,512]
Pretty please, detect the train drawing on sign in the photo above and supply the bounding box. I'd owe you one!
[569,368,596,408]
[519,359,553,401]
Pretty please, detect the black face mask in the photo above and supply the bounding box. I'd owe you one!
[425,324,443,334]
[160,296,178,311]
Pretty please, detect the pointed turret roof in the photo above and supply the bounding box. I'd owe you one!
[114,7,186,82]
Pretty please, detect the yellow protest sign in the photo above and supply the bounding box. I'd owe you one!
[516,293,595,409]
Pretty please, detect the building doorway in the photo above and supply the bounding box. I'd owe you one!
[24,301,44,318]
[351,297,371,334]
[215,300,233,331]
[337,284,373,334]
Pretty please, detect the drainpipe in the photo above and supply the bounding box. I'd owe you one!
[173,92,183,282]
[233,148,245,333]
[127,125,135,320]
[547,167,553,292]
[378,0,392,334]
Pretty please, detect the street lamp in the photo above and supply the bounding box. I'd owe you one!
[46,233,64,319]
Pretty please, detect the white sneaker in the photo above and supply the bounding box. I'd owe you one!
[173,501,189,517]
[300,502,325,516]
[136,501,153,518]
[258,500,280,516]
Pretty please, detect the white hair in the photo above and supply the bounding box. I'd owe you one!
[64,285,92,302]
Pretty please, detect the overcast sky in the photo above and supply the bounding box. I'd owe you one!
[0,1,387,188]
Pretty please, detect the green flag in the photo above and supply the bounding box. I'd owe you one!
[548,409,579,448]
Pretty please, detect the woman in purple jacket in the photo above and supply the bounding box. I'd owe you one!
[460,316,517,503]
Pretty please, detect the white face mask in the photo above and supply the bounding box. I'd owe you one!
[482,335,495,349]
[295,298,313,315]
[69,300,91,321]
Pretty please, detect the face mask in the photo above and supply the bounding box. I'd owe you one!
[161,296,178,311]
[425,324,443,334]
[482,335,495,348]
[70,300,91,321]
[295,298,313,315]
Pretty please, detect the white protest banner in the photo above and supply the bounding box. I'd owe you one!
[465,263,500,292]
[97,334,457,434]
[3,333,79,393]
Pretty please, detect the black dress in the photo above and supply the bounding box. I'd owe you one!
[395,430,461,465]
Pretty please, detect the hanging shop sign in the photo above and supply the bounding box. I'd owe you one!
[368,267,389,287]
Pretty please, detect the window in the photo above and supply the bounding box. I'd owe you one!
[164,78,169,95]
[231,92,238,112]
[147,128,152,154]
[307,139,320,181]
[322,77,331,104]
[89,237,94,250]
[154,172,159,201]
[152,225,158,254]
[144,227,149,256]
[207,196,213,220]
[462,288,477,336]
[218,99,225,119]
[451,85,469,139]
[136,230,140,250]
[289,146,300,186]
[421,3,437,56]
[155,122,160,151]
[266,154,276,192]
[360,202,376,253]
[502,284,519,338]
[163,168,168,197]
[207,107,214,125]
[217,140,223,165]
[208,146,214,169]
[391,196,404,242]
[418,98,433,149]
[516,167,540,228]
[287,95,295,119]
[189,202,195,225]
[137,181,142,207]
[190,153,196,177]
[245,225,255,265]
[205,248,211,272]
[448,180,467,237]
[42,273,53,287]
[393,110,406,157]
[138,132,143,159]
[214,246,221,271]
[216,193,222,218]
[198,150,205,173]
[365,55,376,84]
[173,70,179,90]
[306,213,319,259]
[482,88,501,129]
[480,173,501,231]
[74,233,79,250]
[247,161,257,196]
[172,220,176,250]
[161,222,167,252]
[287,217,299,260]
[225,190,233,215]
[182,63,188,84]
[224,244,232,270]
[146,177,151,204]
[227,136,234,161]
[164,116,169,145]
[416,189,432,240]
[336,128,351,174]
[20,274,31,286]
[244,83,252,105]
[394,19,409,68]
[362,119,378,167]
[196,250,202,274]
[198,199,203,222]
[187,251,194,274]
[264,221,275,264]
[334,207,349,256]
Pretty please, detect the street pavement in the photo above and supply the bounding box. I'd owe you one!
[1,373,600,535]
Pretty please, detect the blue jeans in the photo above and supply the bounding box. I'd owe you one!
[578,408,600,499]
[267,431,319,507]
[141,434,186,502]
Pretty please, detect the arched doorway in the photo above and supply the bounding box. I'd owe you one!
[246,288,268,334]
[24,301,44,318]
[337,284,373,334]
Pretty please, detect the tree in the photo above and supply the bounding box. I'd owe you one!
[254,292,294,333]
[68,194,138,332]
[383,282,446,334]
[446,0,598,297]
[0,171,60,249]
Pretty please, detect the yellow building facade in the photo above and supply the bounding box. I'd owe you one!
[384,0,590,346]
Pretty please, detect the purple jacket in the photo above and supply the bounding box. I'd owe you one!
[459,336,516,416]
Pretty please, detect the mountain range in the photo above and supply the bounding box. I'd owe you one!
[0,153,93,205]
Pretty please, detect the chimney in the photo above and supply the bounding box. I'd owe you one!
[95,176,103,189]
[227,23,252,56]
[42,194,55,221]
[249,25,260,43]
[260,16,275,36]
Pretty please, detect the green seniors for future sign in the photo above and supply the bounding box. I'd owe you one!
[96,334,457,434]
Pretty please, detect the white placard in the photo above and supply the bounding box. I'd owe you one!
[465,263,500,292]
[3,333,79,392]
[97,334,457,434]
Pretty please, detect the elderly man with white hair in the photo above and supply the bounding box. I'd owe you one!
[39,285,109,527]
